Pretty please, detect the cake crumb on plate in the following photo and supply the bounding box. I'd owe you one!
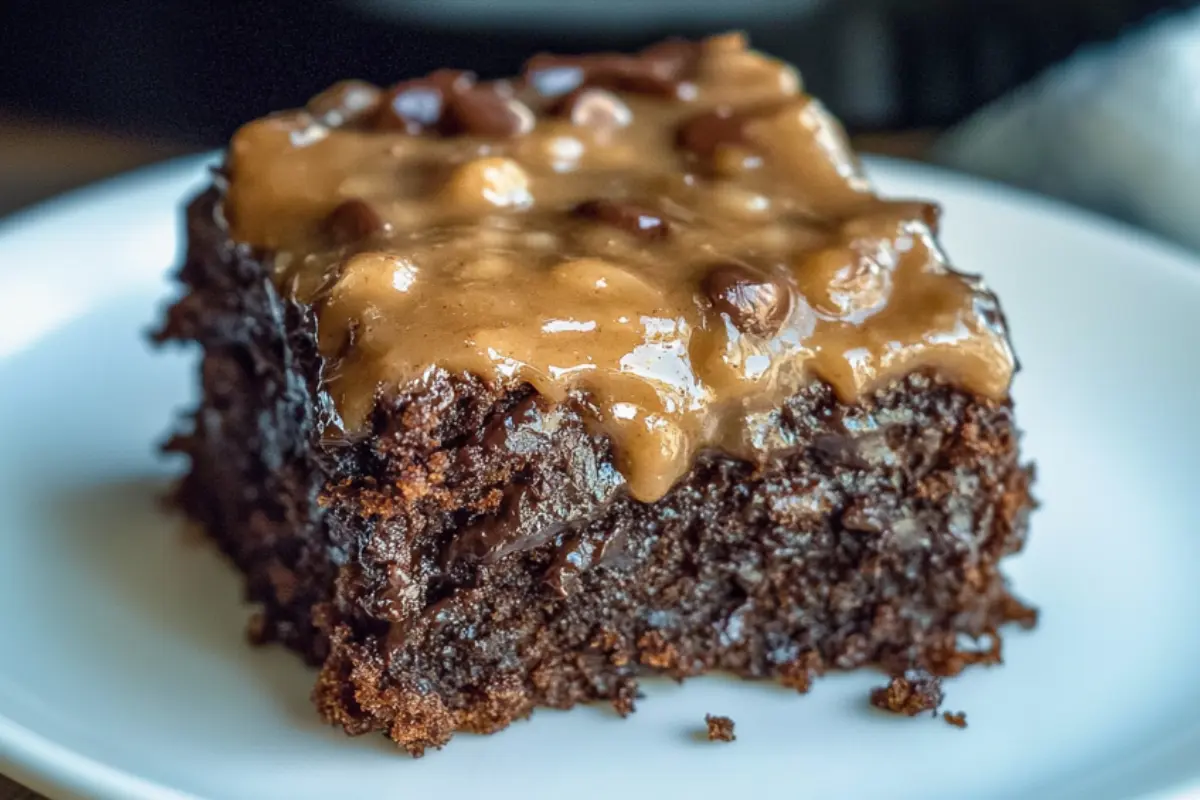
[943,711,968,729]
[870,670,944,717]
[705,715,736,742]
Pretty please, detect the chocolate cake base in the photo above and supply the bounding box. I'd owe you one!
[159,190,1036,756]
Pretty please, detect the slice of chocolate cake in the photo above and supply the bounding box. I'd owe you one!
[157,33,1035,755]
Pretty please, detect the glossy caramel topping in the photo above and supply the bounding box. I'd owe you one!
[223,34,1015,502]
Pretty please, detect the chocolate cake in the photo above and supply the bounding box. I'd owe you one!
[157,34,1036,755]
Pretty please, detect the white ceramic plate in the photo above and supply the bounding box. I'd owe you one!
[1,157,1198,800]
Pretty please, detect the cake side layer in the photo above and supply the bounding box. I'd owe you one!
[158,189,339,661]
[161,191,1036,755]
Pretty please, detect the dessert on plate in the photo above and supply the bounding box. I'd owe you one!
[157,33,1036,755]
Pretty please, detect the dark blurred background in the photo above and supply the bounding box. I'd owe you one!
[0,0,1191,212]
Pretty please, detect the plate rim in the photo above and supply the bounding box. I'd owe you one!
[0,715,195,800]
[2,154,1200,800]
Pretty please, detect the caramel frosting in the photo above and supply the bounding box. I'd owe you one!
[222,34,1015,502]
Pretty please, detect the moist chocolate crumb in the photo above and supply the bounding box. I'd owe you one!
[705,714,736,742]
[612,689,636,718]
[778,651,824,693]
[943,711,968,729]
[870,669,945,717]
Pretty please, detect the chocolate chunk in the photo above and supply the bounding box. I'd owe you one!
[448,482,568,565]
[677,102,791,158]
[701,262,790,335]
[446,401,624,567]
[373,70,475,134]
[447,87,535,138]
[372,71,532,138]
[446,455,622,564]
[524,46,696,100]
[677,107,748,158]
[574,199,669,239]
[478,395,545,454]
[375,81,445,134]
[524,57,587,98]
[554,88,632,130]
[325,199,386,245]
[307,80,382,127]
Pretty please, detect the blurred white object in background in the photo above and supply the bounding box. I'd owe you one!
[936,7,1200,252]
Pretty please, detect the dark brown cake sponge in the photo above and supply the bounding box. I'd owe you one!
[157,190,1036,755]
